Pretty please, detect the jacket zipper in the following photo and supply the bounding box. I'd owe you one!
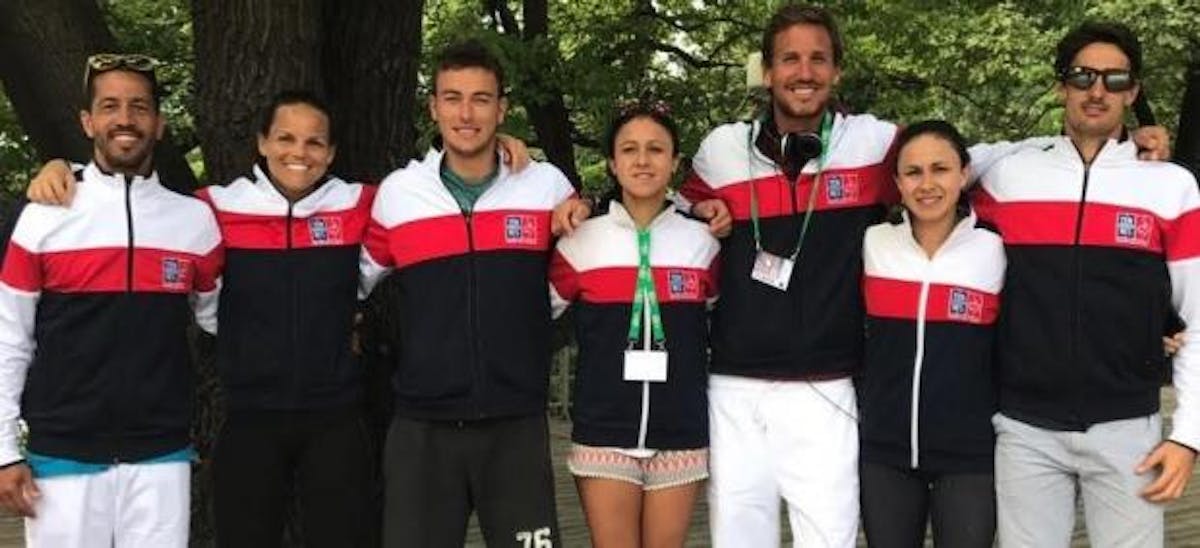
[117,174,135,460]
[1068,144,1097,426]
[910,262,932,469]
[286,202,299,396]
[125,176,135,293]
[636,283,654,449]
[465,210,483,418]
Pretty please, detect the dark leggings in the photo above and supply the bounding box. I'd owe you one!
[213,407,375,548]
[860,461,995,548]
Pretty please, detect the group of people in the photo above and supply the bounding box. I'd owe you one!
[0,3,1197,548]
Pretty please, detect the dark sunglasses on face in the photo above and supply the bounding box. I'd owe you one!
[1060,66,1136,93]
[82,53,160,93]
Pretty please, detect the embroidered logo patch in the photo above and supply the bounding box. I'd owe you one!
[948,287,984,323]
[825,173,860,204]
[504,214,539,245]
[1114,211,1152,247]
[667,270,701,300]
[308,216,344,245]
[161,257,191,289]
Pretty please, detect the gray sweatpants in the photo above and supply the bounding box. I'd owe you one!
[993,412,1164,548]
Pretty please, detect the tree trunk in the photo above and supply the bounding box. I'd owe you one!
[323,0,425,182]
[191,0,326,187]
[513,0,581,187]
[0,0,197,191]
[1176,57,1200,177]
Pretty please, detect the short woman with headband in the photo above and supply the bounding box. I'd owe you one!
[858,120,1003,547]
[549,99,719,547]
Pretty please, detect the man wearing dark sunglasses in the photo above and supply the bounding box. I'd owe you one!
[0,54,222,547]
[975,23,1200,548]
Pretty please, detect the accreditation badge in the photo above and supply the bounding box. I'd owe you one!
[751,250,794,291]
[623,349,668,382]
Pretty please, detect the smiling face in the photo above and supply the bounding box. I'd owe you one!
[430,67,507,162]
[609,116,679,202]
[895,133,968,228]
[763,23,841,133]
[256,102,335,200]
[1058,42,1138,142]
[80,70,164,175]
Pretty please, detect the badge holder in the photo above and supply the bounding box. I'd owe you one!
[751,250,794,291]
[624,289,668,382]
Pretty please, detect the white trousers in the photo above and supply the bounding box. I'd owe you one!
[25,461,190,548]
[708,374,859,548]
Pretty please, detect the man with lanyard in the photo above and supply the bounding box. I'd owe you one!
[660,4,1173,547]
[0,54,222,546]
[975,23,1200,547]
[675,7,891,545]
[360,40,575,547]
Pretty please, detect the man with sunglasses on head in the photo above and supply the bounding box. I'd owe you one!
[0,54,222,547]
[974,22,1200,547]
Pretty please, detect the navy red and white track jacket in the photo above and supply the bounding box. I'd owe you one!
[678,113,898,379]
[361,150,575,421]
[975,136,1200,449]
[0,163,222,465]
[549,201,719,449]
[861,211,1004,473]
[196,164,375,412]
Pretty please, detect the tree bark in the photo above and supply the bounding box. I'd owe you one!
[1176,57,1200,177]
[0,0,197,191]
[323,0,425,182]
[494,0,580,187]
[522,0,579,186]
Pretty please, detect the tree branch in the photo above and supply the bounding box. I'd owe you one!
[648,41,739,69]
[483,0,520,36]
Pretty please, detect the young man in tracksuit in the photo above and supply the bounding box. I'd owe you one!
[975,23,1200,547]
[0,55,223,547]
[360,41,575,547]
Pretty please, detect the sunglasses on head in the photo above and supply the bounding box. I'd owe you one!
[1060,66,1136,93]
[83,53,160,92]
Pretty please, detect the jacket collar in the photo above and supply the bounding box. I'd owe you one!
[1052,134,1138,166]
[250,162,337,206]
[420,148,510,183]
[84,161,159,189]
[605,199,674,231]
[896,207,979,255]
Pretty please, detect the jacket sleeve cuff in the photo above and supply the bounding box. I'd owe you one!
[0,430,23,468]
[1168,421,1200,455]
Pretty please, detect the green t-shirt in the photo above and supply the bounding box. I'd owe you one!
[440,158,499,214]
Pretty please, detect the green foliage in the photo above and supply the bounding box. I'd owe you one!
[0,85,37,196]
[103,0,196,152]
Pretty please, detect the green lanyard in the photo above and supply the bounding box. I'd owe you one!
[627,229,666,348]
[748,112,834,259]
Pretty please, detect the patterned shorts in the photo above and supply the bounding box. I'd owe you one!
[567,444,709,491]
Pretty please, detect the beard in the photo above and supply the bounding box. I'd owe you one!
[95,128,154,174]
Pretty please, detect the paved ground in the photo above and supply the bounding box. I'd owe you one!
[4,389,1200,546]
